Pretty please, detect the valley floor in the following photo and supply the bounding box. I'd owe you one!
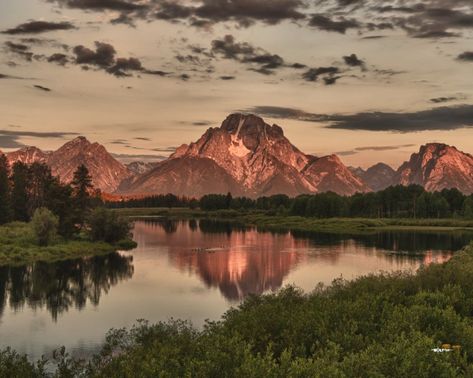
[0,222,136,266]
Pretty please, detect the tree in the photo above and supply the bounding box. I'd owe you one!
[462,197,473,219]
[88,207,132,243]
[71,164,93,226]
[0,154,11,224]
[10,162,30,222]
[31,207,58,246]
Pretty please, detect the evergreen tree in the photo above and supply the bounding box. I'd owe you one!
[71,164,93,226]
[0,154,11,224]
[11,162,30,222]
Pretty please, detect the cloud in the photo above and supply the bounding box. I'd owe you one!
[4,41,34,61]
[220,75,236,80]
[244,104,473,132]
[47,0,306,28]
[308,14,360,33]
[70,41,163,77]
[48,53,69,65]
[457,51,473,61]
[343,53,364,67]
[210,35,287,75]
[430,95,465,104]
[2,20,75,34]
[134,137,151,141]
[33,84,52,92]
[336,144,415,156]
[0,129,78,149]
[302,66,339,83]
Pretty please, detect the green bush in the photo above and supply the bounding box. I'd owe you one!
[88,208,132,244]
[30,208,58,246]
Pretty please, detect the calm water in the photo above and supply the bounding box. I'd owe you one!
[0,219,472,361]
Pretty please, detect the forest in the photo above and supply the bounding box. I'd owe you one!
[108,185,473,219]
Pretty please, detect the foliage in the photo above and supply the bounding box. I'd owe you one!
[88,208,133,244]
[31,208,59,246]
[0,154,11,224]
[5,243,473,376]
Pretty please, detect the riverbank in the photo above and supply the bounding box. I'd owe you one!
[0,222,137,266]
[114,207,473,234]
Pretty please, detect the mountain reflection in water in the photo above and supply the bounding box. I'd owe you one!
[134,219,467,301]
[0,253,134,321]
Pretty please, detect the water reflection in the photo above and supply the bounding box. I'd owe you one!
[134,219,471,301]
[0,253,134,321]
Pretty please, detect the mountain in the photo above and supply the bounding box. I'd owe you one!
[351,163,396,192]
[303,155,369,196]
[120,113,368,197]
[6,146,49,165]
[396,143,473,194]
[48,137,132,193]
[125,161,159,175]
[6,137,132,193]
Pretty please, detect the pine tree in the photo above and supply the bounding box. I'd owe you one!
[11,162,30,222]
[0,154,11,224]
[72,164,93,226]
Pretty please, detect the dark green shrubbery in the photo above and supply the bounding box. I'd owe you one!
[88,207,133,244]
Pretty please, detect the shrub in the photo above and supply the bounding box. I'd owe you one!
[88,208,132,244]
[31,208,58,246]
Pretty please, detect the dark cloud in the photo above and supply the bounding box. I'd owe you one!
[47,53,69,66]
[244,104,473,132]
[151,146,177,152]
[70,41,165,77]
[343,53,364,67]
[0,129,78,149]
[47,0,306,28]
[134,137,151,141]
[4,41,34,61]
[210,35,286,75]
[308,14,360,33]
[458,51,473,61]
[73,42,116,67]
[323,75,341,85]
[220,75,236,80]
[47,0,147,12]
[336,144,415,156]
[430,96,464,104]
[2,21,75,34]
[33,85,52,92]
[192,121,213,126]
[302,66,339,83]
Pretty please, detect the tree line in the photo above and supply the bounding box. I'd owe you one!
[0,156,131,245]
[109,185,473,219]
[200,186,473,218]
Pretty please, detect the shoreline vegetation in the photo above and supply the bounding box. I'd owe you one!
[114,207,473,234]
[0,222,136,266]
[3,242,473,376]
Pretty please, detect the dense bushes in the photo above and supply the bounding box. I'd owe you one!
[88,208,133,243]
[4,243,473,376]
[31,208,58,246]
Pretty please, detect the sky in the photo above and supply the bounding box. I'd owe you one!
[1,0,473,169]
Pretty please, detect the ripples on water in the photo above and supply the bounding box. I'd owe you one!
[0,219,471,360]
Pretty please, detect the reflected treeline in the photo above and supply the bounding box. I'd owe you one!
[291,229,473,253]
[0,253,134,321]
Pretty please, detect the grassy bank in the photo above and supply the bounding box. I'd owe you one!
[4,242,473,376]
[114,207,473,234]
[0,222,136,266]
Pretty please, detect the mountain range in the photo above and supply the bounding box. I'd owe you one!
[2,114,473,196]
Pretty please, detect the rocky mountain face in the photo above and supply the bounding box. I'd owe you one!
[47,137,132,193]
[351,163,397,192]
[120,113,369,197]
[396,143,473,194]
[125,161,159,175]
[6,137,132,193]
[6,147,49,165]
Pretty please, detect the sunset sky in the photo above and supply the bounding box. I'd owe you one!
[1,0,473,168]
